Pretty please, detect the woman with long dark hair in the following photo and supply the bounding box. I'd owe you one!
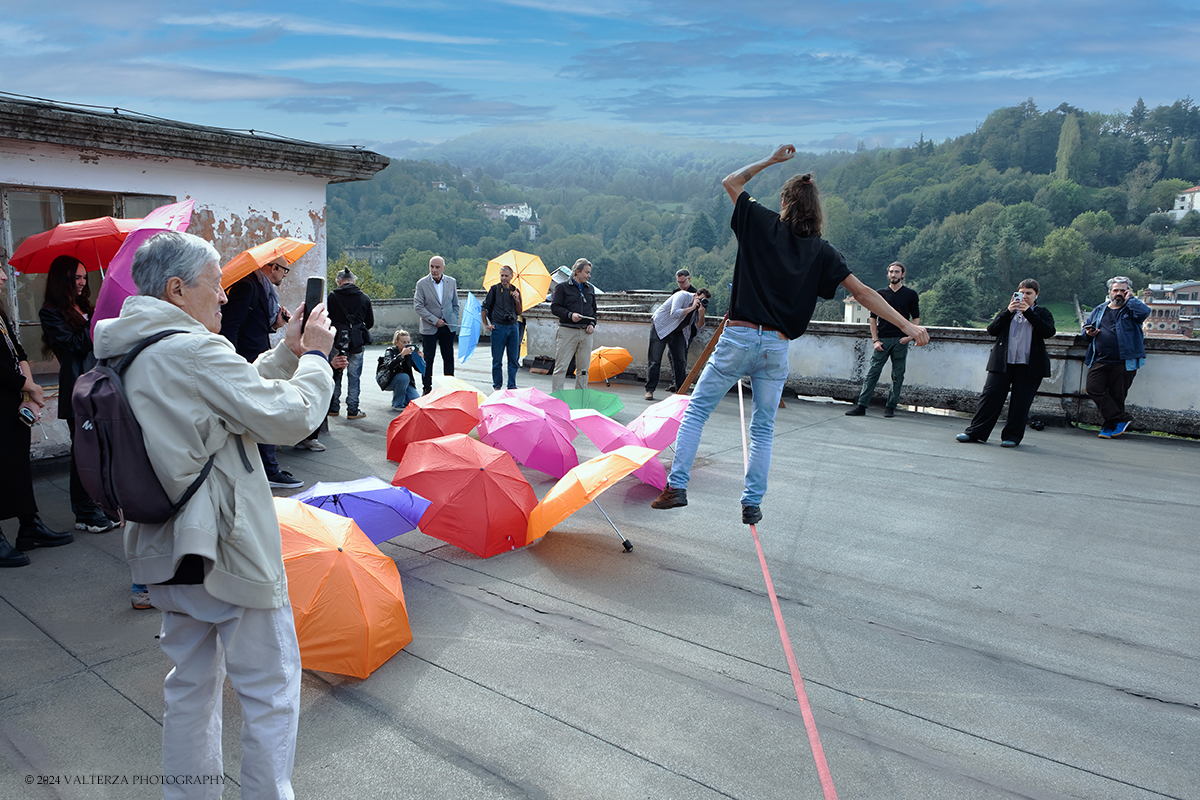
[39,255,115,532]
[2,267,73,567]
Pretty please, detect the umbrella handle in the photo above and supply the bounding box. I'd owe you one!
[591,500,632,552]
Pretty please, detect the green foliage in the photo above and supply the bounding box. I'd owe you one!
[921,273,976,326]
[326,253,390,299]
[1032,228,1088,300]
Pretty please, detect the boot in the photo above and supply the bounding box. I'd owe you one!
[14,517,74,551]
[0,533,31,568]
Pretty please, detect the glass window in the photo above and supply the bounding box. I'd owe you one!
[122,194,175,218]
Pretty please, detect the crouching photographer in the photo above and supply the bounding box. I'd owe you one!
[376,329,424,411]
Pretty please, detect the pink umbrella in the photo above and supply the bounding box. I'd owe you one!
[628,393,691,451]
[91,200,195,335]
[489,387,573,427]
[570,409,668,489]
[478,396,579,479]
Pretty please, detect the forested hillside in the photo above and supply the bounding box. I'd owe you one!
[328,98,1200,324]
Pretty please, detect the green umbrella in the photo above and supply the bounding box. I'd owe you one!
[551,388,625,418]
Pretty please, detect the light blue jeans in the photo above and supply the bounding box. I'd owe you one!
[667,326,790,507]
[388,372,420,410]
[331,351,364,414]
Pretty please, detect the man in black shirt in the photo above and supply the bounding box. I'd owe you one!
[651,145,930,525]
[481,265,522,390]
[845,261,921,418]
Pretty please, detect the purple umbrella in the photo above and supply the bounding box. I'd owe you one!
[294,477,431,545]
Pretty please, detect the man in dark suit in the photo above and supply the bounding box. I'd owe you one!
[956,279,1056,448]
[413,255,459,395]
[220,256,304,487]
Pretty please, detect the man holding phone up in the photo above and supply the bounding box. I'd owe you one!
[1082,276,1149,439]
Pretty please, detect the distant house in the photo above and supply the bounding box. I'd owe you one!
[1168,186,1200,221]
[432,181,448,191]
[482,202,534,222]
[843,297,870,325]
[1,96,387,456]
[344,244,387,266]
[1143,282,1199,337]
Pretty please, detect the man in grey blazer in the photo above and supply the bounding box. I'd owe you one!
[413,255,460,395]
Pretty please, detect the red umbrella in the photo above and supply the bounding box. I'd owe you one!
[392,434,537,558]
[9,216,142,274]
[478,395,579,478]
[385,388,481,463]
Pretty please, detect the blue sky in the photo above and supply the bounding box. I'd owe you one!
[3,0,1198,157]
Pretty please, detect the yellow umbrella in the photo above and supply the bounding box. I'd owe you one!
[527,445,658,551]
[221,237,316,290]
[435,376,489,405]
[484,250,552,313]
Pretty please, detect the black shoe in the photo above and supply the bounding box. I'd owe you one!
[665,385,678,393]
[883,406,895,418]
[0,533,31,567]
[267,471,304,489]
[651,486,687,509]
[955,433,984,443]
[742,505,763,525]
[14,518,74,551]
[844,405,866,416]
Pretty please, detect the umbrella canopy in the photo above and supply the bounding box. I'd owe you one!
[527,445,658,543]
[588,347,633,383]
[488,387,572,427]
[221,237,315,290]
[276,498,413,679]
[478,396,579,478]
[435,376,488,405]
[551,388,624,418]
[457,292,483,363]
[570,409,668,490]
[392,433,537,558]
[628,393,691,451]
[9,216,142,274]
[294,476,431,545]
[386,388,481,463]
[91,200,196,335]
[484,250,552,312]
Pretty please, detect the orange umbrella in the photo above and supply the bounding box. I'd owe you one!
[385,388,481,463]
[588,346,633,384]
[484,250,552,312]
[276,498,413,679]
[9,216,142,274]
[221,237,315,290]
[527,445,658,551]
[393,433,537,558]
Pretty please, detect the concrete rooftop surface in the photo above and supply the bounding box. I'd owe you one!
[2,350,1197,800]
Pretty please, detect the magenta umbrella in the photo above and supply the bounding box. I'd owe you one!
[570,409,668,489]
[628,393,691,451]
[489,387,573,427]
[478,396,579,479]
[91,200,195,336]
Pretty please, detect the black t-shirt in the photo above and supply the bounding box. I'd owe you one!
[870,285,920,338]
[1094,306,1122,363]
[728,192,851,340]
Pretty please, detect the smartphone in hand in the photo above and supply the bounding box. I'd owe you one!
[303,276,325,331]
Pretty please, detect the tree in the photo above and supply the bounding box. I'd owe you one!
[920,273,975,326]
[688,211,717,252]
[327,253,390,298]
[1179,210,1200,236]
[1031,228,1087,300]
[1054,113,1083,182]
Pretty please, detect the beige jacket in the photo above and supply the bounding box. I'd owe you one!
[93,296,332,609]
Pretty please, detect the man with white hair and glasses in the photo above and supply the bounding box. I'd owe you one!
[1082,276,1149,439]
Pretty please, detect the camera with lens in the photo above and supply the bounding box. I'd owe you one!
[331,327,351,358]
[700,297,709,308]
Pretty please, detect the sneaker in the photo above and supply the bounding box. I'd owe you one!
[75,511,116,533]
[1111,421,1131,437]
[651,486,687,509]
[883,406,895,418]
[131,588,153,610]
[294,438,326,452]
[1098,428,1114,439]
[844,405,866,416]
[645,392,654,401]
[665,385,678,393]
[346,411,366,420]
[742,505,763,525]
[267,471,304,489]
[1000,440,1018,448]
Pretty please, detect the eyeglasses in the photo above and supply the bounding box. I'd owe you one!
[273,263,291,274]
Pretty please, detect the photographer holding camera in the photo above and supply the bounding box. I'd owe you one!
[645,278,710,401]
[377,329,424,411]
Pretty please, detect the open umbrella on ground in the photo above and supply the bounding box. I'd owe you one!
[527,445,659,551]
[91,200,196,335]
[221,236,315,290]
[294,476,431,545]
[478,395,579,479]
[276,498,413,679]
[628,393,691,451]
[392,433,538,558]
[570,409,668,490]
[589,346,633,385]
[457,292,483,363]
[491,387,573,426]
[386,388,481,463]
[436,376,488,405]
[9,216,142,275]
[485,250,552,312]
[551,387,624,418]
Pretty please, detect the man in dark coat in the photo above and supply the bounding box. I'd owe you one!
[326,267,375,419]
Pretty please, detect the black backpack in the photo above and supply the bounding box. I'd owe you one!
[73,330,240,524]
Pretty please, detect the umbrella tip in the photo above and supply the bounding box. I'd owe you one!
[623,541,633,552]
[337,547,343,552]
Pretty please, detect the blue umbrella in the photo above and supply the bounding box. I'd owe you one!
[294,477,431,545]
[458,292,482,363]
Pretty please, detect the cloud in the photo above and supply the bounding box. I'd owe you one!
[161,12,497,46]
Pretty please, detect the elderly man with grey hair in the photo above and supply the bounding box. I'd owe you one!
[1082,276,1150,438]
[92,231,334,799]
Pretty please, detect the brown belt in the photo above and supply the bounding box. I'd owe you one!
[725,319,786,340]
